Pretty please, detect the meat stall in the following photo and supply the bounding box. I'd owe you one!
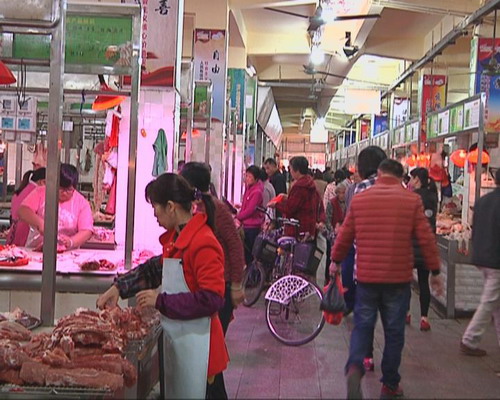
[0,307,161,399]
[0,1,164,397]
[418,93,498,318]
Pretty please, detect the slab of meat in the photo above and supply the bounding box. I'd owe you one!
[20,361,50,386]
[0,368,23,385]
[42,348,70,367]
[0,321,31,341]
[0,340,30,369]
[45,368,124,392]
[70,354,137,387]
[23,333,52,358]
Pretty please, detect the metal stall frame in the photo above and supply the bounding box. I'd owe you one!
[192,81,213,166]
[0,1,142,325]
[180,60,195,164]
[423,93,486,318]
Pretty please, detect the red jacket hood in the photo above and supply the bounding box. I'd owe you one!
[293,175,317,192]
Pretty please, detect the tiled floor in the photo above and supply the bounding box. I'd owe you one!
[224,291,500,399]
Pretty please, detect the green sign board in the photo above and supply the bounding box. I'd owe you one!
[228,68,246,135]
[12,15,132,66]
[194,86,209,117]
[449,104,464,133]
[427,114,438,138]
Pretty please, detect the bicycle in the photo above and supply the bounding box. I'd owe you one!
[264,233,325,346]
[241,207,299,306]
[242,207,326,346]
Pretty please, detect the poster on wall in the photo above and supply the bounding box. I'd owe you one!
[228,68,246,134]
[194,29,227,122]
[470,37,500,133]
[123,0,179,87]
[372,114,388,136]
[391,97,410,129]
[420,74,447,138]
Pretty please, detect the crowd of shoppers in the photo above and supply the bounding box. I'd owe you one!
[94,148,498,400]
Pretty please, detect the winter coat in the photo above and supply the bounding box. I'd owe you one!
[413,187,438,268]
[471,187,500,270]
[158,213,229,377]
[237,181,264,228]
[332,176,440,284]
[276,175,326,237]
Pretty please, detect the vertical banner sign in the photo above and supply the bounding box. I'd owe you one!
[420,74,447,139]
[470,38,500,133]
[391,97,410,128]
[194,29,227,122]
[124,0,179,87]
[228,68,246,134]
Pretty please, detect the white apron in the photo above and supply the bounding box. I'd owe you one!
[160,258,211,399]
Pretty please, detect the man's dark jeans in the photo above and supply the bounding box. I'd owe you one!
[346,282,410,389]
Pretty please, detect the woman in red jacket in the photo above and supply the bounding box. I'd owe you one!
[97,173,228,399]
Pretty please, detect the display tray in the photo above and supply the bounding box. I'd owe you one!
[0,384,113,400]
[0,249,127,276]
[80,241,117,251]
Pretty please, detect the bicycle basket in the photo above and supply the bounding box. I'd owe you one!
[292,242,324,276]
[252,234,278,265]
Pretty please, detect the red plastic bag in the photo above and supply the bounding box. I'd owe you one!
[321,273,346,326]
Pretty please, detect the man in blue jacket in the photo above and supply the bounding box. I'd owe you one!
[461,169,500,356]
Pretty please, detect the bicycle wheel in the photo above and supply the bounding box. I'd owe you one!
[242,261,266,307]
[265,275,325,346]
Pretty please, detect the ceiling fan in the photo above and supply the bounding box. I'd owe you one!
[263,5,381,32]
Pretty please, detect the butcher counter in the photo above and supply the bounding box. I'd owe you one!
[419,236,484,319]
[0,248,151,321]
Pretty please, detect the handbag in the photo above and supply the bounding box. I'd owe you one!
[320,273,346,325]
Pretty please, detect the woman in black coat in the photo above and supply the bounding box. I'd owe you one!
[408,167,439,331]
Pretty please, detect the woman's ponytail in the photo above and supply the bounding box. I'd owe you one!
[201,193,216,231]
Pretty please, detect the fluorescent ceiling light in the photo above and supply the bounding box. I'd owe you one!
[310,46,325,65]
[321,6,336,24]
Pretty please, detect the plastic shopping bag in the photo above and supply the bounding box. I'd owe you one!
[320,273,346,325]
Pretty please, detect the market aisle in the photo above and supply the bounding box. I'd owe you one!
[224,291,500,399]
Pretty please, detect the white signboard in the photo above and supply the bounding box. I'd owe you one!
[438,110,450,136]
[464,99,480,130]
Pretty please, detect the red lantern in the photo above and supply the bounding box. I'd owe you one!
[0,61,16,85]
[467,149,490,165]
[417,153,430,168]
[450,149,467,168]
[92,75,125,111]
[406,154,417,167]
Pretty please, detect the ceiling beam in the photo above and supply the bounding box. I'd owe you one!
[382,0,500,98]
[230,0,317,10]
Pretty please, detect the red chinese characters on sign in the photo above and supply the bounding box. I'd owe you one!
[421,74,447,139]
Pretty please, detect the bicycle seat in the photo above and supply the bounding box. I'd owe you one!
[277,236,297,251]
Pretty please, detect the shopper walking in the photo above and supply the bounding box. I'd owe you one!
[460,169,500,357]
[181,162,245,335]
[237,166,265,266]
[313,169,328,198]
[264,158,287,195]
[260,168,276,222]
[97,173,228,399]
[269,156,325,239]
[342,146,387,319]
[324,181,347,285]
[408,168,439,331]
[331,159,442,399]
[323,169,346,209]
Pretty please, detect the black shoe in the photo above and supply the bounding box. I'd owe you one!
[346,366,363,399]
